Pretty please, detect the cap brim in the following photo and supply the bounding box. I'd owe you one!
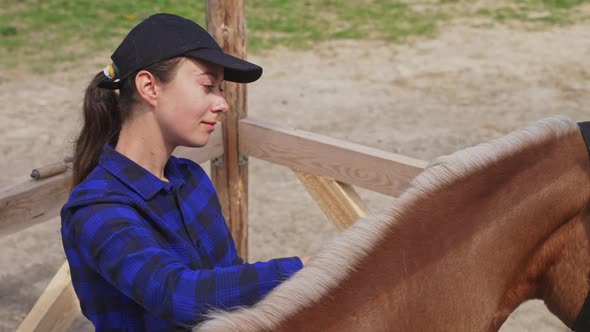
[185,48,263,83]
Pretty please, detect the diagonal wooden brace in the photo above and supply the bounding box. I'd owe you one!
[295,170,369,231]
[17,260,80,332]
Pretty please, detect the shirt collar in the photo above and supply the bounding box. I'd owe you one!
[99,143,185,200]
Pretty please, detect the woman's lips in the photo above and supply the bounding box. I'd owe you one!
[201,121,216,130]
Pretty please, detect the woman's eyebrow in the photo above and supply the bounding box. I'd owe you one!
[197,71,220,80]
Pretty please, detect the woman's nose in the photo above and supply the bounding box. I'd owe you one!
[212,94,229,113]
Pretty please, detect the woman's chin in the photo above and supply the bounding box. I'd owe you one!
[186,137,209,148]
[175,132,211,149]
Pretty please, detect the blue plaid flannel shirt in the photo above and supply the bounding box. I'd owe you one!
[61,143,303,331]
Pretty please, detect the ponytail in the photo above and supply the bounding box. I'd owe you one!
[71,73,122,189]
[71,57,185,190]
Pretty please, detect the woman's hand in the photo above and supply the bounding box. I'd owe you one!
[300,255,313,266]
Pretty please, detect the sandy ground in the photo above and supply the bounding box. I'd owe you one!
[3,19,590,331]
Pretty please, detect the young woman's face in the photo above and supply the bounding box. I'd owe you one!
[155,58,228,148]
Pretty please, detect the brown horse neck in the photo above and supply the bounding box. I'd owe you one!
[491,209,590,331]
[276,121,590,332]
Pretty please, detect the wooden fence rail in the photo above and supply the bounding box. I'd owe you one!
[239,118,428,197]
[0,129,224,238]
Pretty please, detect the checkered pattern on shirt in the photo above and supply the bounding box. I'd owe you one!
[61,144,302,332]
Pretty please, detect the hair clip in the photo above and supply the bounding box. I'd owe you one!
[102,63,119,81]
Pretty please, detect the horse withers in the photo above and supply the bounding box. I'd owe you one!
[195,116,590,332]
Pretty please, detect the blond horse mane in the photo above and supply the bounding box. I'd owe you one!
[194,115,579,332]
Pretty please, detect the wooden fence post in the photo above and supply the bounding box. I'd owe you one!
[206,0,249,260]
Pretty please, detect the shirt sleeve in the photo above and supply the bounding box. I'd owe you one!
[62,203,303,326]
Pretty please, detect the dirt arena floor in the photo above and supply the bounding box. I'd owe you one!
[3,19,590,331]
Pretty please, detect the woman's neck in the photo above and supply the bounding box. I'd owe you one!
[115,113,174,182]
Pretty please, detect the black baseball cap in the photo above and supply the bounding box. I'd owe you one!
[97,13,262,89]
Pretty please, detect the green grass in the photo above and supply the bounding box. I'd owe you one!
[1,1,206,72]
[476,0,590,25]
[247,1,441,50]
[532,0,589,8]
[2,0,590,74]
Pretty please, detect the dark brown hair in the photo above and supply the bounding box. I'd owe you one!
[71,57,184,190]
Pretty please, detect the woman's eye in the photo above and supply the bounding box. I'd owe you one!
[204,84,223,93]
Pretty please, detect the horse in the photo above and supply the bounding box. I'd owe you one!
[195,115,590,332]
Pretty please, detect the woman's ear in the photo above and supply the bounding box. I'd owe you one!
[135,70,159,108]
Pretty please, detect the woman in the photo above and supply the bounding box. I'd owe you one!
[61,13,307,331]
